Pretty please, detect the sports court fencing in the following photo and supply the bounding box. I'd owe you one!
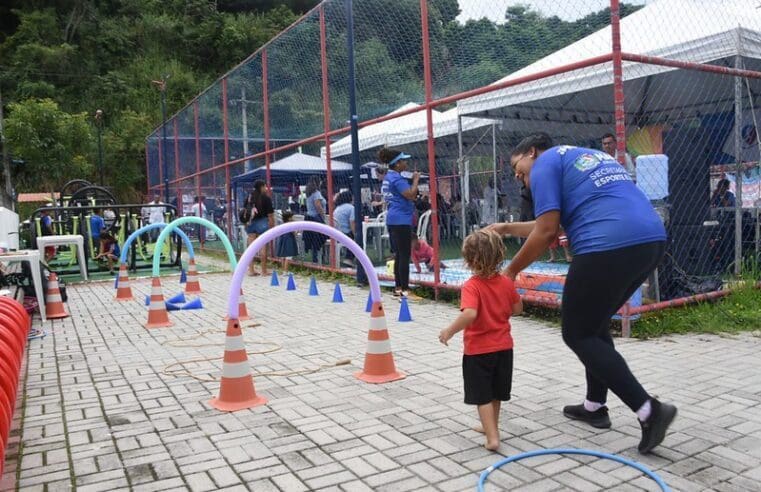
[145,0,761,328]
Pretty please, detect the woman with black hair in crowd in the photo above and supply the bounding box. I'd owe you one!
[379,147,420,299]
[303,177,328,263]
[243,180,275,276]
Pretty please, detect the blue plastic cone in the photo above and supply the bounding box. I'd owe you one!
[114,275,119,289]
[286,273,296,291]
[398,297,413,322]
[270,270,280,287]
[309,276,319,296]
[167,292,186,304]
[332,283,344,303]
[181,297,203,310]
[180,268,187,284]
[165,301,181,312]
[144,295,151,306]
[365,292,373,312]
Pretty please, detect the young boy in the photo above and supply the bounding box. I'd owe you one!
[411,233,447,274]
[439,229,522,451]
[548,233,572,263]
[94,230,120,274]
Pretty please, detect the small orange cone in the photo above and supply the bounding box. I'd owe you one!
[209,318,267,411]
[355,302,405,384]
[224,289,250,321]
[145,277,173,329]
[115,263,133,301]
[45,272,69,319]
[184,258,201,294]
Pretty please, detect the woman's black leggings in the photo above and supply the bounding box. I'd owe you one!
[388,225,413,290]
[561,241,665,412]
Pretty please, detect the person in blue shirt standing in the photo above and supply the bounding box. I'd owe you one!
[379,148,420,298]
[90,210,105,257]
[487,133,676,455]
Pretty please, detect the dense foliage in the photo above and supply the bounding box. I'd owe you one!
[0,0,641,202]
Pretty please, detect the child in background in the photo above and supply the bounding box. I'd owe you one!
[275,211,298,272]
[411,233,447,274]
[95,230,120,274]
[548,233,572,263]
[439,229,522,451]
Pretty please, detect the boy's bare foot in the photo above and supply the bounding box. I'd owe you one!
[485,439,500,451]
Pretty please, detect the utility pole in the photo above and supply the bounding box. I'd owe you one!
[95,109,104,185]
[152,75,170,205]
[228,87,258,173]
[0,87,13,210]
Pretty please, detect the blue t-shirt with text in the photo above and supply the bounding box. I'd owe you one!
[382,170,414,226]
[530,145,666,255]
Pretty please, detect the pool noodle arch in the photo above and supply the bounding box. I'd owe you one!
[120,222,195,264]
[226,222,381,319]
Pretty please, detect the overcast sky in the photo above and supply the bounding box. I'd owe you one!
[456,0,650,23]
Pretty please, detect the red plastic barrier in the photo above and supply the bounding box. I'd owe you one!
[0,297,28,479]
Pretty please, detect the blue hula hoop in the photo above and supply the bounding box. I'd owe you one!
[478,448,670,491]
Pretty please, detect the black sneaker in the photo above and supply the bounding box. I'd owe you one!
[638,398,677,454]
[563,403,612,429]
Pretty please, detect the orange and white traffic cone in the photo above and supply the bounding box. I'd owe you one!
[208,318,267,411]
[225,289,250,321]
[45,272,69,319]
[145,277,173,329]
[355,301,405,384]
[184,258,201,294]
[115,263,133,301]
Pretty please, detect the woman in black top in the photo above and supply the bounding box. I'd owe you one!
[244,180,275,276]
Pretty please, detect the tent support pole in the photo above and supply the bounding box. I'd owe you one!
[458,115,466,241]
[492,122,498,224]
[734,30,743,276]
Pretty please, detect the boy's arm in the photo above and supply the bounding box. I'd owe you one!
[439,308,477,346]
[412,251,421,273]
[512,299,523,316]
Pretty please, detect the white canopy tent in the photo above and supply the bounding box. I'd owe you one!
[456,0,761,276]
[457,0,761,121]
[323,102,495,158]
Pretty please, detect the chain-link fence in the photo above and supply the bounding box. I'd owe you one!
[145,0,761,325]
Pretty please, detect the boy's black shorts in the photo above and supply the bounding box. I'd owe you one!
[462,349,513,405]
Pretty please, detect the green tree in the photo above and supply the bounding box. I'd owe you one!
[4,98,94,192]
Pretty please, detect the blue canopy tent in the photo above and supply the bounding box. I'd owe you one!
[231,153,354,189]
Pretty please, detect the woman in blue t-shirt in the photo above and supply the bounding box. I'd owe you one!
[487,132,676,455]
[379,148,420,298]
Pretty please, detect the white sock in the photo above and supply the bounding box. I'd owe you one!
[584,400,605,412]
[637,399,652,422]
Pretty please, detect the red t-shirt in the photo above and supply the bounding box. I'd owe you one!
[460,274,521,355]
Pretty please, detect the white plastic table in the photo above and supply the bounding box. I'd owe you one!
[36,235,88,280]
[0,250,46,322]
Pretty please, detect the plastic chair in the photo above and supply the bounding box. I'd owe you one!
[417,210,432,241]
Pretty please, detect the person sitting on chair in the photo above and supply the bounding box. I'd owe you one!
[710,178,736,208]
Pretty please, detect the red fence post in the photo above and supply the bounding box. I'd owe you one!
[174,118,181,218]
[222,77,232,240]
[194,101,201,225]
[320,5,336,268]
[262,49,272,191]
[145,141,150,197]
[420,0,441,298]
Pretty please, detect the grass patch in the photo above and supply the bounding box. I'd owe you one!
[634,282,761,339]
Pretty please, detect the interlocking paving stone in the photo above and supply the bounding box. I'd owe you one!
[0,269,760,491]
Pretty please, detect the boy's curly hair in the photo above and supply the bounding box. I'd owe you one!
[462,229,505,278]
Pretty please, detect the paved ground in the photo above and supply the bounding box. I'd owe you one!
[2,270,761,491]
